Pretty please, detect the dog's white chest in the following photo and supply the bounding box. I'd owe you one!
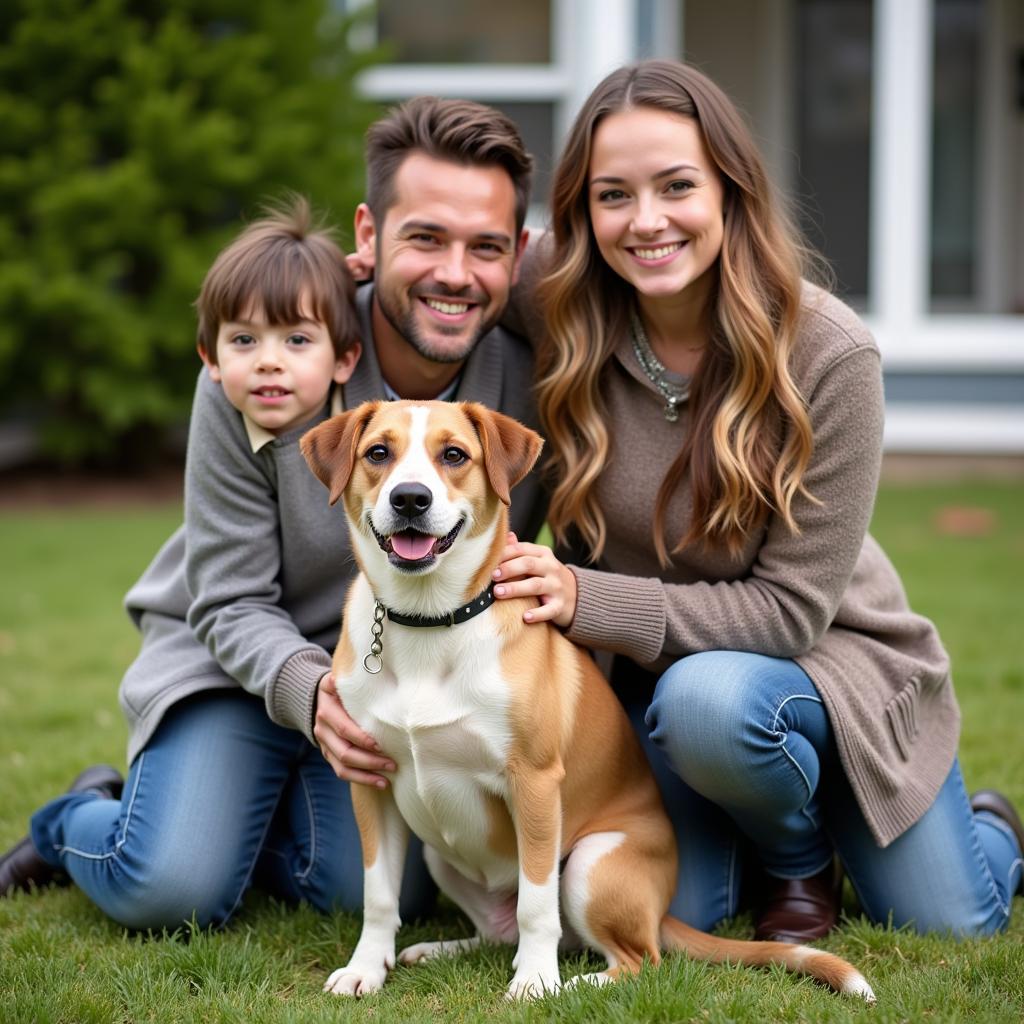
[342,599,518,889]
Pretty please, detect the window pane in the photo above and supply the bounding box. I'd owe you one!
[795,0,873,302]
[377,0,551,64]
[489,101,554,215]
[930,0,981,305]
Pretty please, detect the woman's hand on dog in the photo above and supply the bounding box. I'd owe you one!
[315,672,395,787]
[493,533,578,629]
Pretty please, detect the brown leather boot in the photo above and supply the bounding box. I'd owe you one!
[753,858,843,943]
[0,765,123,896]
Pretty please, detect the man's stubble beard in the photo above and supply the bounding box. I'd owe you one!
[383,305,472,364]
[375,275,501,365]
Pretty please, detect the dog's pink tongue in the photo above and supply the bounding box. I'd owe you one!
[390,532,435,560]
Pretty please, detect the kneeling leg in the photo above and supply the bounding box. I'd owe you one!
[560,829,672,987]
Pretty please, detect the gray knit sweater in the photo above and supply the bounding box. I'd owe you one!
[564,283,957,848]
[118,285,545,763]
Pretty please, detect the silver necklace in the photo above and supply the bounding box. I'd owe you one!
[629,310,690,422]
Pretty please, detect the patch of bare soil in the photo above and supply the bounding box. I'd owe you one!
[932,506,997,537]
[880,453,1024,483]
[0,461,184,508]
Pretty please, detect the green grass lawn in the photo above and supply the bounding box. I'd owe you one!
[1,483,1022,1023]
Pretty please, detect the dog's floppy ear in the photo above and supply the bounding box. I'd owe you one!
[461,403,544,506]
[300,402,380,505]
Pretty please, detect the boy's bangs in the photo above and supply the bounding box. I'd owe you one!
[219,248,330,327]
[197,205,357,360]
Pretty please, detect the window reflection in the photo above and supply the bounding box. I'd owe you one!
[795,0,873,303]
[930,0,981,306]
[377,0,551,64]
[489,101,554,214]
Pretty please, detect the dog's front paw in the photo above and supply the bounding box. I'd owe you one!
[505,968,561,1001]
[323,964,388,997]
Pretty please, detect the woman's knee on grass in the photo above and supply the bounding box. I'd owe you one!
[87,851,246,932]
[857,887,1012,939]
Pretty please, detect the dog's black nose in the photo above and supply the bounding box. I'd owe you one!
[390,482,433,519]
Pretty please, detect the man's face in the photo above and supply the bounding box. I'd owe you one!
[356,152,526,364]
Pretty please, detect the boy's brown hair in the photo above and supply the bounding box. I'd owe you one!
[365,97,533,234]
[196,196,358,363]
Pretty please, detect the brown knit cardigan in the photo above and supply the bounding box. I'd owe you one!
[563,283,958,848]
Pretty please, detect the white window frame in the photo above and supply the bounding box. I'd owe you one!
[869,0,1024,451]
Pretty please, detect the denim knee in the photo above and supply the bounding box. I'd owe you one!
[646,650,827,812]
[82,848,245,932]
[647,652,758,792]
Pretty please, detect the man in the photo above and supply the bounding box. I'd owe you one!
[314,99,544,784]
[1,98,544,930]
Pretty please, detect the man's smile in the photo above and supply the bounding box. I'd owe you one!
[422,298,473,316]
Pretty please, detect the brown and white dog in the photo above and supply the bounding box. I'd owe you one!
[300,400,874,1003]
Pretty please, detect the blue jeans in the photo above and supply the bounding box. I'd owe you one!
[614,651,1022,936]
[30,690,434,931]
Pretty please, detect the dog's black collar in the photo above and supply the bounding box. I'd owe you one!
[383,583,496,628]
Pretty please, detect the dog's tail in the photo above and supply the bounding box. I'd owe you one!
[659,915,875,1002]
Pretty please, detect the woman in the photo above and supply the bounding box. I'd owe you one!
[493,60,1022,940]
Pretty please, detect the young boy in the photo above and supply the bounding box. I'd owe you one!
[195,198,360,439]
[5,199,434,927]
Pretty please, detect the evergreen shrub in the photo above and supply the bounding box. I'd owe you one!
[0,0,380,463]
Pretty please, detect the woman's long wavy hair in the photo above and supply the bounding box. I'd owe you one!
[537,60,823,564]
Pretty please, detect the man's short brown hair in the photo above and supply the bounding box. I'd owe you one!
[196,196,359,363]
[365,97,533,234]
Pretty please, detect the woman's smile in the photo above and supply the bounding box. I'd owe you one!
[626,240,687,264]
